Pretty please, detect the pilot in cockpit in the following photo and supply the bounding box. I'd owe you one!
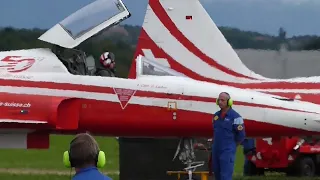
[96,51,116,77]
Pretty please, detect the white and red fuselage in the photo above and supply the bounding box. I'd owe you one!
[1,50,320,145]
[2,0,320,149]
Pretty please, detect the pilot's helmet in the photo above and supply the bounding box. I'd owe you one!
[99,52,115,68]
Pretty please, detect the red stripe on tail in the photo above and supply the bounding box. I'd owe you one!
[149,0,257,80]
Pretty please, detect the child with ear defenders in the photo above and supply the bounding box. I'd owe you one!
[63,133,112,180]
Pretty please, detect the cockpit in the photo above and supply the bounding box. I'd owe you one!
[37,0,131,76]
[36,0,186,78]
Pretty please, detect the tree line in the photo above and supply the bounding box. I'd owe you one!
[0,25,319,77]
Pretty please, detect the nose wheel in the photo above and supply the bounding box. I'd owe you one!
[173,138,207,180]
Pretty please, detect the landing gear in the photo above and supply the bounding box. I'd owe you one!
[287,156,316,177]
[300,157,316,177]
[173,138,207,180]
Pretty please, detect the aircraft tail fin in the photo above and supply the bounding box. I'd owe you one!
[129,0,268,83]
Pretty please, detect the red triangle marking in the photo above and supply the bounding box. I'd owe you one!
[113,88,136,109]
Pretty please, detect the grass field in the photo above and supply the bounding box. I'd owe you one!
[0,134,318,180]
[0,135,119,172]
[0,174,120,180]
[2,174,320,180]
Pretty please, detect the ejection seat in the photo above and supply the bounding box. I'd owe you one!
[84,55,97,76]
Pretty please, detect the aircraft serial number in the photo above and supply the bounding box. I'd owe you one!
[137,84,167,89]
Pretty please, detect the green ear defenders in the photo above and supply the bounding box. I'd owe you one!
[63,150,106,168]
[62,137,106,168]
[216,92,233,107]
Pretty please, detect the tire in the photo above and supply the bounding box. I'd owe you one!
[298,156,316,177]
[288,156,316,177]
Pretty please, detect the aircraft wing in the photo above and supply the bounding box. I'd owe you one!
[38,0,130,48]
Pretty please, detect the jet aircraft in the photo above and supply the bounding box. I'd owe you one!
[1,0,320,176]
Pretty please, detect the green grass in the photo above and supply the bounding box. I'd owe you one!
[2,174,320,180]
[0,135,245,173]
[0,173,120,180]
[0,135,119,171]
[1,135,320,179]
[235,146,245,175]
[0,134,244,172]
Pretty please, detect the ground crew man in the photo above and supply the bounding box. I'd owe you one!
[63,133,112,180]
[212,92,246,180]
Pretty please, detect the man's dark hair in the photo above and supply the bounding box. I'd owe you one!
[219,92,231,99]
[69,133,100,168]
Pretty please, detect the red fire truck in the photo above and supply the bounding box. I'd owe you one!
[245,136,320,177]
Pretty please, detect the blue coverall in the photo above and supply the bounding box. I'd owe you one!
[242,138,255,175]
[212,108,246,180]
[72,166,112,180]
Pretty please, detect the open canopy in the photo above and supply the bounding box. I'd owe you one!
[38,0,130,48]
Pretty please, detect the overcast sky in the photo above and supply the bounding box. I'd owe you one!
[0,0,319,37]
